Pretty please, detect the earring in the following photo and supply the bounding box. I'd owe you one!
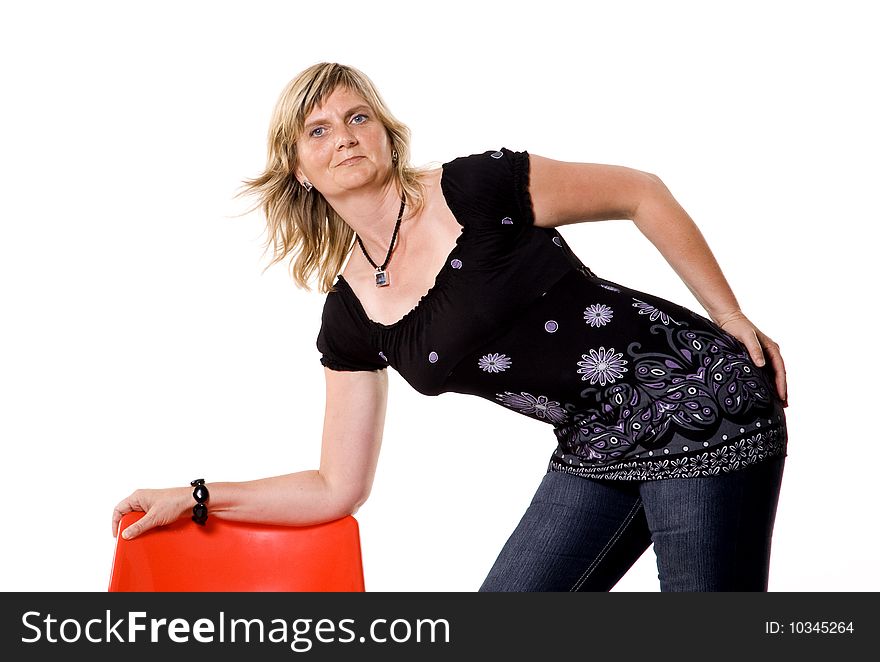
[301,179,313,192]
[391,149,398,164]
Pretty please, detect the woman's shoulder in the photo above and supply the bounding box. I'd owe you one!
[439,147,531,218]
[441,146,525,169]
[440,147,527,186]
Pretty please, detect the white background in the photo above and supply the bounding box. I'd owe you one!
[2,0,876,592]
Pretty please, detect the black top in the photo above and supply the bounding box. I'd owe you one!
[317,148,787,480]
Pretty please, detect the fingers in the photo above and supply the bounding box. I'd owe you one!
[113,487,187,540]
[759,337,788,406]
[120,509,155,541]
[112,501,131,538]
[767,345,788,405]
[742,324,787,407]
[112,490,145,538]
[121,515,147,540]
[743,331,766,368]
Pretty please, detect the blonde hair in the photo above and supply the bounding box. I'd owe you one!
[238,63,431,294]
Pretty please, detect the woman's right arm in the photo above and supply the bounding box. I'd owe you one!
[112,367,389,540]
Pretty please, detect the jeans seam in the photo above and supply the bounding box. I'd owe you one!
[569,498,644,592]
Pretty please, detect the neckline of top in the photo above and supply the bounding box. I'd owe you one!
[336,160,466,331]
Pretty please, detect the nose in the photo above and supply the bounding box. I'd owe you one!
[335,124,357,150]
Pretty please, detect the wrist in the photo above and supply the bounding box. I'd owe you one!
[713,309,745,328]
[176,486,193,515]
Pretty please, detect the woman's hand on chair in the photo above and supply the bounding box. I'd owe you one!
[112,487,192,540]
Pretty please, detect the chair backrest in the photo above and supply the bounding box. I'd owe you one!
[108,512,365,591]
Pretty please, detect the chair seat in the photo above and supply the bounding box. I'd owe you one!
[108,512,365,592]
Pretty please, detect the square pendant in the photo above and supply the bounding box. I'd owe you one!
[375,269,389,287]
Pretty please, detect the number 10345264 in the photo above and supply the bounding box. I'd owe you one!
[764,621,854,634]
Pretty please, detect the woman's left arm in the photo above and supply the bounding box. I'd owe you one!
[529,154,787,406]
[633,180,787,404]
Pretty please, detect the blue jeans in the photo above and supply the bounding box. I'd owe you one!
[479,454,786,592]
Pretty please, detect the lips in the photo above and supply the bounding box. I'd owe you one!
[337,156,364,167]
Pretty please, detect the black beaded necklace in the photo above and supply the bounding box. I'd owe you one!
[355,192,406,287]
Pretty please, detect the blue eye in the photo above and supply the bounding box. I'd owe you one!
[352,113,367,124]
[310,127,325,138]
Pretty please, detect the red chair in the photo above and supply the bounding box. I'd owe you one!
[108,512,365,592]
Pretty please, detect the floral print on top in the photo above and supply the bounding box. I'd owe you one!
[316,148,787,480]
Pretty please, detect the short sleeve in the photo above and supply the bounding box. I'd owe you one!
[440,147,536,233]
[316,288,387,372]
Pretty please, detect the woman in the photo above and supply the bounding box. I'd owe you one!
[112,62,789,592]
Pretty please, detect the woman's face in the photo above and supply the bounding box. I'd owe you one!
[295,86,394,198]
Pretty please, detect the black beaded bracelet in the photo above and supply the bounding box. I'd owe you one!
[190,478,209,525]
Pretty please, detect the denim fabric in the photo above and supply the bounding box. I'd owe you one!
[478,454,785,592]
